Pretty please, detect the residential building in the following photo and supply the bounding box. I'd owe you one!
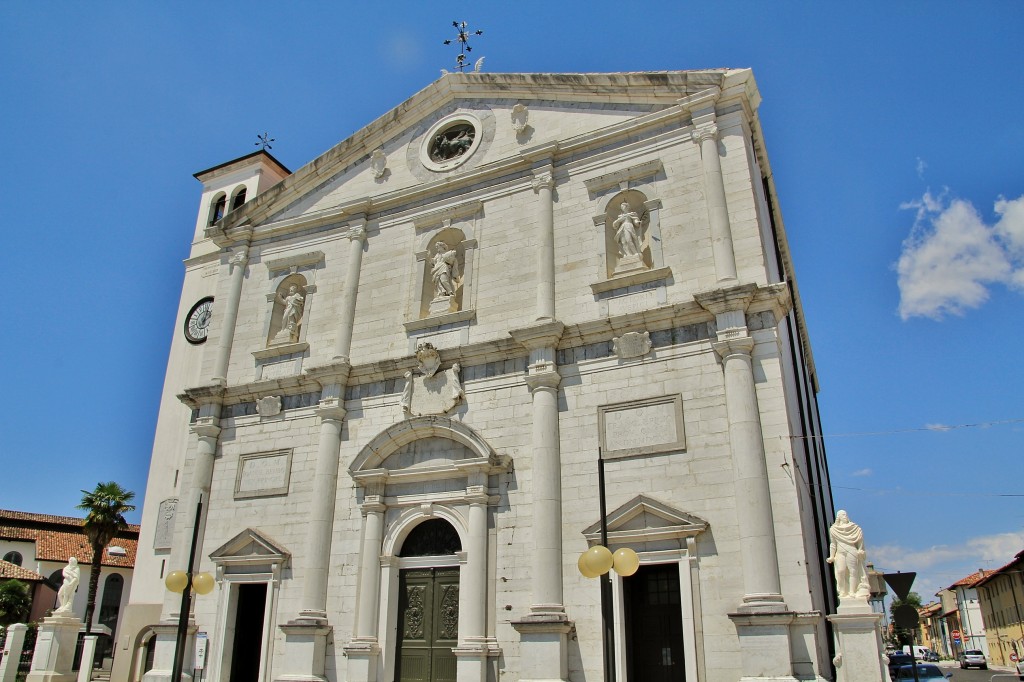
[918,602,943,658]
[947,571,990,657]
[120,69,838,682]
[976,550,1024,666]
[0,509,138,639]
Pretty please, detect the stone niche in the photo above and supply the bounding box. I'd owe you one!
[603,189,653,277]
[267,274,308,347]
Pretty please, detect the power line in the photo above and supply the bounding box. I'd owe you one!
[790,417,1024,440]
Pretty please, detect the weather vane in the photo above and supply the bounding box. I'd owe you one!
[443,20,483,72]
[255,132,275,151]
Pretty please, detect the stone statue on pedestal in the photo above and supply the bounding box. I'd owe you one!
[54,557,80,614]
[827,510,870,600]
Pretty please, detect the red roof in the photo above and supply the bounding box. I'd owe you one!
[0,509,139,569]
[948,571,989,589]
[0,559,46,582]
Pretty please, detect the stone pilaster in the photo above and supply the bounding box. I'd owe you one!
[344,484,385,682]
[332,221,367,363]
[212,246,249,385]
[690,113,738,283]
[510,321,571,682]
[532,167,556,322]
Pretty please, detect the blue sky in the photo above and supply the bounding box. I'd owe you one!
[1,2,1021,603]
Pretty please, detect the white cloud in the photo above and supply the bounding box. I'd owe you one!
[869,530,1024,599]
[916,158,928,180]
[851,468,873,477]
[896,191,1024,320]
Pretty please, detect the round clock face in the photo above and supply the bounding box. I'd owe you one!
[184,297,214,344]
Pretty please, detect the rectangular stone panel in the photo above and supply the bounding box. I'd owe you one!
[598,394,685,459]
[234,450,292,499]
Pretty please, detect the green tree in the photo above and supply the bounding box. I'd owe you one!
[0,579,32,626]
[77,481,135,635]
[890,591,924,647]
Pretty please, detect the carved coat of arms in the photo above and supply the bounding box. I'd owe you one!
[400,343,464,416]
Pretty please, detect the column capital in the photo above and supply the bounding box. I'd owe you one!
[346,223,367,242]
[691,122,720,145]
[531,169,554,193]
[190,420,221,441]
[360,497,386,514]
[524,368,561,392]
[712,336,755,362]
[315,398,347,422]
[228,246,248,269]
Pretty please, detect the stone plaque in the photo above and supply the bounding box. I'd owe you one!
[261,359,298,380]
[606,289,659,317]
[598,394,685,459]
[235,450,292,499]
[153,498,177,550]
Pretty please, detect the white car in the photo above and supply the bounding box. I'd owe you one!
[1014,657,1023,680]
[958,650,987,670]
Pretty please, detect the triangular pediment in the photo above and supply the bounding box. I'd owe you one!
[583,495,708,546]
[209,527,290,567]
[211,70,756,244]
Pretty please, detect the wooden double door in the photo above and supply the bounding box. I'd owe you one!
[394,567,460,682]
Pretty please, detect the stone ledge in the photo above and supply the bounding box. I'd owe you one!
[590,266,672,294]
[403,309,475,333]
[253,342,309,361]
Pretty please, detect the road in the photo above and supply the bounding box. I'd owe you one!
[935,662,1020,682]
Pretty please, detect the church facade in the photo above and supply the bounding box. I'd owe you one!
[118,70,837,682]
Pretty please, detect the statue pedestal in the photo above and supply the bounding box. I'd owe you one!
[828,601,887,682]
[26,614,81,682]
[428,295,457,316]
[613,255,647,276]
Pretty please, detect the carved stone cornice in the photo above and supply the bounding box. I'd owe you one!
[694,283,758,316]
[177,383,225,409]
[509,321,565,352]
[690,122,719,145]
[190,420,221,440]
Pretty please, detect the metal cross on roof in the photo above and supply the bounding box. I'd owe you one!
[255,132,275,151]
[443,20,483,72]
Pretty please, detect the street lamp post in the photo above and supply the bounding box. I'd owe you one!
[577,450,640,682]
[165,499,214,682]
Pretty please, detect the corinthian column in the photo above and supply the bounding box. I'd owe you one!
[691,121,738,283]
[510,322,571,682]
[212,246,249,384]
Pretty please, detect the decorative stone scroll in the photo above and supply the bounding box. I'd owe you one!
[400,343,464,416]
[598,394,685,459]
[234,449,293,499]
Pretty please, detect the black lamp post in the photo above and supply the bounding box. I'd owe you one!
[165,499,214,682]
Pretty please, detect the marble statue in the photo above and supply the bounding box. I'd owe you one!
[827,510,870,599]
[612,201,643,258]
[54,557,80,613]
[430,242,460,299]
[275,285,305,342]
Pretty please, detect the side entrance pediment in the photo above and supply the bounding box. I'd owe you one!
[209,527,290,570]
[582,494,708,547]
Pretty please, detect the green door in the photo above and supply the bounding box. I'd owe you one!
[395,567,460,682]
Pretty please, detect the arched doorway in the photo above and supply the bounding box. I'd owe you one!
[394,519,462,682]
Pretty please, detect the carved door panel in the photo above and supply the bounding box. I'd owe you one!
[624,563,684,682]
[395,568,459,682]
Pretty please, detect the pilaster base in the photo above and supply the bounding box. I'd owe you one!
[27,615,83,682]
[828,602,887,682]
[729,610,798,681]
[453,638,501,682]
[141,622,197,682]
[511,615,573,682]
[273,620,332,682]
[342,638,380,682]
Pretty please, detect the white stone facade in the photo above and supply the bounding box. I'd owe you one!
[119,71,838,682]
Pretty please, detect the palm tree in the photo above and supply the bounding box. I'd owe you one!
[77,482,135,634]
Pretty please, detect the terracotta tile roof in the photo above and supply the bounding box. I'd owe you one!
[975,552,1024,587]
[0,559,46,582]
[948,571,989,589]
[0,509,139,569]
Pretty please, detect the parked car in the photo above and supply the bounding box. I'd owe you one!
[1014,657,1023,681]
[958,650,987,670]
[925,650,940,662]
[888,653,915,679]
[895,664,952,682]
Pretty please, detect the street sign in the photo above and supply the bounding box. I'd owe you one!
[194,632,209,670]
[951,630,961,642]
[893,603,920,629]
[1009,652,1018,662]
[883,572,917,601]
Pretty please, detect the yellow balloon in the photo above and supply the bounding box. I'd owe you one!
[578,552,601,579]
[192,572,215,595]
[612,548,640,576]
[581,545,613,576]
[165,570,188,594]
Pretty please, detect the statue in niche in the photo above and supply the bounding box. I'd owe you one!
[54,557,80,614]
[431,242,460,298]
[429,124,475,162]
[402,342,464,416]
[827,510,870,600]
[612,201,644,258]
[272,284,305,344]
